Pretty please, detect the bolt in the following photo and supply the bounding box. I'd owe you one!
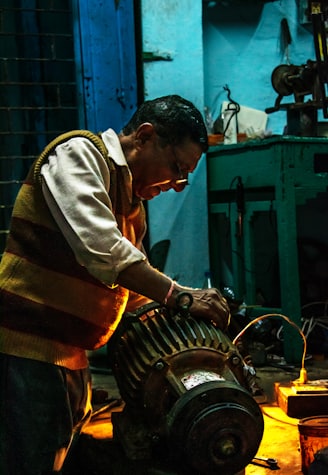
[151,433,160,443]
[155,361,165,370]
[232,355,240,365]
[214,436,238,458]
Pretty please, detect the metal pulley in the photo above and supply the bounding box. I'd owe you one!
[167,380,264,474]
[271,63,316,98]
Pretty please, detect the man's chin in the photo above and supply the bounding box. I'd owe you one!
[138,188,161,200]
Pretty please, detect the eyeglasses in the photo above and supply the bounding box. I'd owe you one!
[171,147,189,186]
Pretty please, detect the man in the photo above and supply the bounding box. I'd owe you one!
[0,95,230,474]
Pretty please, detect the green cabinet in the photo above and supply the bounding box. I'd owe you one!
[207,136,328,362]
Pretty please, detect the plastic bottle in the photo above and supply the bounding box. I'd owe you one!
[223,104,238,144]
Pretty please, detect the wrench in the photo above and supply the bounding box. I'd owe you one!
[252,456,279,470]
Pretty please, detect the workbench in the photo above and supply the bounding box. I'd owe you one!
[207,136,328,363]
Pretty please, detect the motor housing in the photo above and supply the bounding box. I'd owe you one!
[107,300,264,475]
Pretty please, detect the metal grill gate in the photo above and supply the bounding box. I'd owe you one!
[0,0,79,256]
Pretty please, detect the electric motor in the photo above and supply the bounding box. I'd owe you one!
[107,296,264,475]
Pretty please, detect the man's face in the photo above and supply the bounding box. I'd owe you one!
[133,138,204,201]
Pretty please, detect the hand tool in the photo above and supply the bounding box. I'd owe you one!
[252,456,279,470]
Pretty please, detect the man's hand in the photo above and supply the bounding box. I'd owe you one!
[167,284,231,331]
[117,261,230,330]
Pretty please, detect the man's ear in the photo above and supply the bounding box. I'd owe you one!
[135,122,155,146]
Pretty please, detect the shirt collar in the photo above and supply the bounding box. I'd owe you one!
[101,128,127,167]
[101,128,141,206]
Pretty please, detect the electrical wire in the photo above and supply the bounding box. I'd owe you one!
[224,176,277,277]
[232,313,308,383]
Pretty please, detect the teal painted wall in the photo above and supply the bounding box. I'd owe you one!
[141,0,322,288]
[203,0,316,135]
[141,0,208,287]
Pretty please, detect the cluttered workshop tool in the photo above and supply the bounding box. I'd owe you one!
[252,456,279,470]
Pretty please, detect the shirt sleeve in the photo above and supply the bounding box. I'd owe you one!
[40,136,146,285]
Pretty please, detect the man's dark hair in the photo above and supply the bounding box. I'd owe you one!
[122,95,208,152]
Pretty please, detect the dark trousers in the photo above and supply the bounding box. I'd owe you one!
[0,353,92,475]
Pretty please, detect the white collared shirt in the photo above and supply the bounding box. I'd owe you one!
[41,128,146,286]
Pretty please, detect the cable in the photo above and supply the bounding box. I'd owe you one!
[232,313,308,383]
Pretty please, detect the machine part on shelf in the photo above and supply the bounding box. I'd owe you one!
[265,1,328,134]
[107,299,264,475]
[271,63,317,102]
[265,62,320,136]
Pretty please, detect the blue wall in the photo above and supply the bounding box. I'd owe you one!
[141,0,209,287]
[141,0,319,288]
[203,0,316,135]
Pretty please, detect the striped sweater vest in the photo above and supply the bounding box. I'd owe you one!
[0,131,146,368]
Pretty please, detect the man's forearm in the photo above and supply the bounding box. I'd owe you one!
[116,260,176,304]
